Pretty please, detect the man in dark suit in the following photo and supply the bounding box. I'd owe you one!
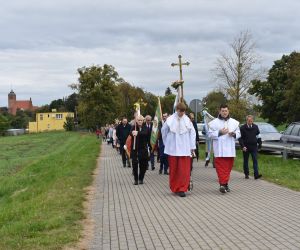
[238,115,262,179]
[189,113,200,161]
[116,117,132,168]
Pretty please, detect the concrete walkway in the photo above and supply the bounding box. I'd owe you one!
[89,144,300,250]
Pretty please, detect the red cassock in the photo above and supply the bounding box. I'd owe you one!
[168,156,191,193]
[214,157,234,185]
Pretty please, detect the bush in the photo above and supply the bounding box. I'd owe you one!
[64,116,75,131]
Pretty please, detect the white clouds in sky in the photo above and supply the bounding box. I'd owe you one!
[0,0,300,106]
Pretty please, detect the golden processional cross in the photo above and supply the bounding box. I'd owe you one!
[171,55,190,103]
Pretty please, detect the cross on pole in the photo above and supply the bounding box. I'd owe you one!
[171,55,190,103]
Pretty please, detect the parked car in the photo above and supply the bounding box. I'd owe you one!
[256,122,282,142]
[280,122,300,157]
[197,122,206,143]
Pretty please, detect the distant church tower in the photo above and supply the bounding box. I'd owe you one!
[8,90,16,114]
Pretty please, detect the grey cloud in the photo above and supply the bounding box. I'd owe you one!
[1,0,300,107]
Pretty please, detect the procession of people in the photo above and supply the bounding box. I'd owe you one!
[99,101,263,197]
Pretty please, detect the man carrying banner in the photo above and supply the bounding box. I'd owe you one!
[208,104,241,194]
[149,97,163,169]
[129,115,149,185]
[162,102,196,197]
[145,115,155,170]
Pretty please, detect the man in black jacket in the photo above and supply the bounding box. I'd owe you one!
[238,115,262,179]
[189,113,200,161]
[116,117,132,168]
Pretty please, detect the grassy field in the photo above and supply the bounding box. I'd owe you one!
[0,131,100,250]
[199,144,300,191]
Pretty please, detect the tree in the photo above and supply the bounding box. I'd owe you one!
[202,90,227,117]
[49,99,66,111]
[142,92,157,117]
[160,94,176,115]
[165,87,172,96]
[10,109,32,129]
[214,30,261,121]
[249,52,300,125]
[63,116,75,131]
[65,93,78,112]
[0,114,9,135]
[70,64,122,128]
[116,82,144,119]
[36,105,50,113]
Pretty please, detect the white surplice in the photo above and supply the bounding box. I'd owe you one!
[161,113,196,156]
[208,117,241,157]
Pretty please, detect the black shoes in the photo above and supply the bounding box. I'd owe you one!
[151,166,155,170]
[205,160,210,167]
[163,172,169,175]
[219,184,230,193]
[123,164,126,168]
[176,192,186,197]
[128,164,131,168]
[219,185,226,193]
[134,180,144,185]
[159,170,162,174]
[245,174,262,179]
[255,174,262,180]
[220,184,230,193]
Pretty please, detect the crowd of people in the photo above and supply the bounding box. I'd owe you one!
[97,103,263,197]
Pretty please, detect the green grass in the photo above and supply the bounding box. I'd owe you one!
[0,131,100,250]
[199,144,300,191]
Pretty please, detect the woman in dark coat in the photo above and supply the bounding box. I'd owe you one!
[130,115,149,185]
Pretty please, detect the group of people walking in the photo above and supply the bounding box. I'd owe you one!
[107,102,263,197]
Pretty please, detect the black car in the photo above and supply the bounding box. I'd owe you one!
[280,122,300,157]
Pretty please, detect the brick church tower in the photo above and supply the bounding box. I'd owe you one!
[8,90,16,114]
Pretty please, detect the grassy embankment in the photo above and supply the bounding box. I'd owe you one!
[199,144,300,191]
[0,131,100,250]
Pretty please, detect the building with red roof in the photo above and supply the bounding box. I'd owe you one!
[8,90,38,115]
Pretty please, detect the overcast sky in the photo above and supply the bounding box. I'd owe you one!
[0,0,299,107]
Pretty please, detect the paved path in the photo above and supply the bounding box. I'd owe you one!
[89,144,300,250]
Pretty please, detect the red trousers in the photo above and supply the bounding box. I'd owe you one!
[214,157,234,185]
[168,156,191,193]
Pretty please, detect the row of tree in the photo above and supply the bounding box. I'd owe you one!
[69,65,177,128]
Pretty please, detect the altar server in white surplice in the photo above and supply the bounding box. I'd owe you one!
[208,104,240,194]
[162,103,196,198]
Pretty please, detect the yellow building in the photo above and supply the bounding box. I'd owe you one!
[29,111,74,133]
